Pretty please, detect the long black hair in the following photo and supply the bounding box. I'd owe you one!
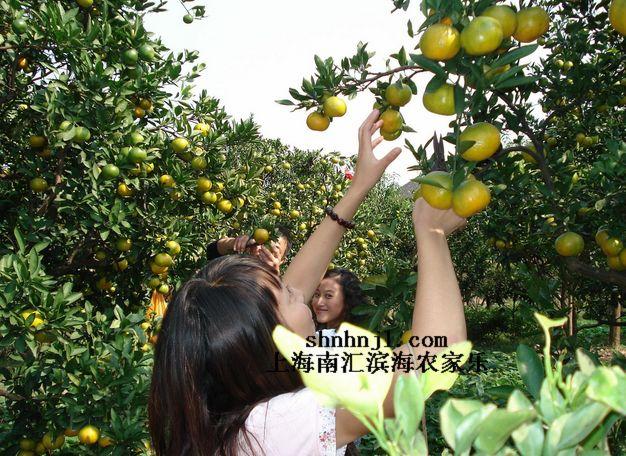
[148,254,303,455]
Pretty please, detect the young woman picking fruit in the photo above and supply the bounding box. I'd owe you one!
[148,110,467,455]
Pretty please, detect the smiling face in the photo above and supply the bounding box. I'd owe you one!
[311,278,345,329]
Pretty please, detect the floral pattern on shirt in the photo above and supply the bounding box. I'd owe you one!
[318,403,347,456]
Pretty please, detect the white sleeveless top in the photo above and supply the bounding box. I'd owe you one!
[239,387,347,456]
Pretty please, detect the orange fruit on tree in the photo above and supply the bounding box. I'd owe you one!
[620,248,626,267]
[322,96,347,117]
[602,238,623,257]
[607,255,626,271]
[154,253,173,267]
[460,16,504,56]
[423,83,455,115]
[595,229,610,247]
[29,177,48,193]
[513,7,550,42]
[98,436,114,448]
[610,0,626,35]
[481,5,518,38]
[159,174,175,187]
[306,112,330,131]
[420,23,461,61]
[384,82,412,107]
[117,183,134,197]
[253,228,270,244]
[420,171,453,210]
[194,122,211,136]
[29,135,47,148]
[554,232,584,257]
[42,432,64,450]
[380,127,402,141]
[379,109,403,133]
[171,137,189,153]
[451,179,491,218]
[459,122,501,161]
[78,425,100,445]
[150,262,168,275]
[217,199,233,214]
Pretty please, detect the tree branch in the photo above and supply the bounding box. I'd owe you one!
[564,257,626,291]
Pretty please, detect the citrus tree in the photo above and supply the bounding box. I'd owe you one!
[281,0,626,347]
[0,0,283,452]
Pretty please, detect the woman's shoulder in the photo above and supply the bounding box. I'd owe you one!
[243,388,346,456]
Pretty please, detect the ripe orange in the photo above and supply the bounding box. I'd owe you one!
[197,177,212,193]
[460,16,504,56]
[21,310,44,328]
[595,228,610,246]
[421,171,453,209]
[521,144,545,163]
[29,177,48,193]
[610,0,626,35]
[306,112,330,131]
[217,199,233,214]
[171,137,189,153]
[513,7,550,42]
[423,83,455,115]
[380,127,402,141]
[322,96,347,117]
[459,122,501,161]
[159,174,175,187]
[385,82,413,107]
[620,248,626,267]
[379,109,403,133]
[451,179,491,218]
[78,425,100,445]
[554,232,584,257]
[602,238,623,257]
[420,23,461,61]
[194,122,211,136]
[154,253,173,267]
[98,436,114,448]
[117,183,134,198]
[608,255,626,271]
[63,428,79,437]
[166,240,181,256]
[115,238,132,252]
[29,135,47,148]
[42,432,64,450]
[253,228,270,244]
[481,5,518,38]
[201,191,217,204]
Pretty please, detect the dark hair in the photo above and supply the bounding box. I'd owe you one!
[314,268,368,330]
[148,254,303,456]
[276,224,293,257]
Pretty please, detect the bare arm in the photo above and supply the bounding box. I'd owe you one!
[336,198,467,446]
[282,110,401,303]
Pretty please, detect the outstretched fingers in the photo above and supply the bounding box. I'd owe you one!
[359,109,381,140]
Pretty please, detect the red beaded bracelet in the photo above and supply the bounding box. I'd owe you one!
[324,206,355,229]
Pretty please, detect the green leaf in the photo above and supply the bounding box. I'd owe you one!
[557,402,610,450]
[516,344,544,399]
[409,54,447,79]
[455,404,498,454]
[425,75,446,93]
[453,84,465,115]
[275,99,295,106]
[492,44,538,68]
[14,227,25,254]
[586,366,626,414]
[494,76,539,90]
[439,399,484,450]
[394,373,424,438]
[473,409,535,454]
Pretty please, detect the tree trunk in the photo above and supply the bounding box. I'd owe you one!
[609,291,621,348]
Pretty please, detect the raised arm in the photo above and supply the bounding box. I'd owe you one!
[336,197,468,446]
[282,110,401,303]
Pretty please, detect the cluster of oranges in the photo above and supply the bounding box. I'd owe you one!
[18,425,111,454]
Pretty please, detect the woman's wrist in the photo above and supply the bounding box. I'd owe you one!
[414,226,447,248]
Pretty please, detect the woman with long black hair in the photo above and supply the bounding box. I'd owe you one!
[148,110,468,455]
